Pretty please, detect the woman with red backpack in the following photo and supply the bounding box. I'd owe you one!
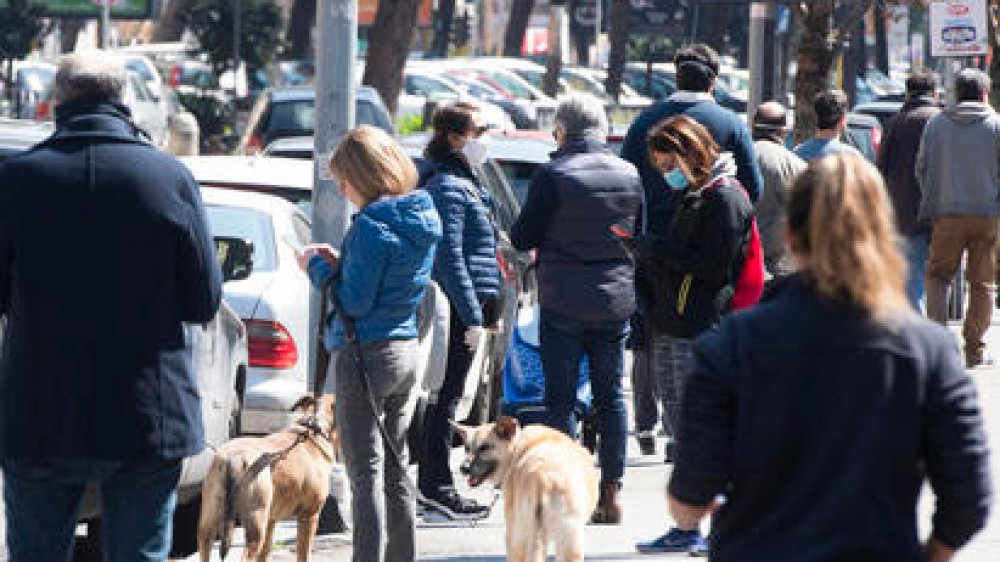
[632,114,763,554]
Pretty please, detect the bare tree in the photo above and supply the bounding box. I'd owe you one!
[605,0,630,102]
[152,0,199,42]
[791,0,872,143]
[362,0,423,115]
[285,0,316,59]
[504,0,535,56]
[542,2,566,98]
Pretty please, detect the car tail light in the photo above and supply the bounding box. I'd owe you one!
[871,126,882,155]
[168,65,181,88]
[36,100,50,121]
[245,319,298,369]
[245,133,264,154]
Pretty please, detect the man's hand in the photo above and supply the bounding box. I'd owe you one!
[924,537,955,562]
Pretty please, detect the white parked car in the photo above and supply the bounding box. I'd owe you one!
[180,161,315,435]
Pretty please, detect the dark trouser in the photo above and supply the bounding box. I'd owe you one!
[539,308,628,486]
[630,338,660,437]
[335,338,418,562]
[418,304,476,495]
[3,459,181,562]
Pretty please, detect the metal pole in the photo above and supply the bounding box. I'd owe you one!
[313,0,356,249]
[594,0,601,66]
[748,1,776,118]
[101,0,111,49]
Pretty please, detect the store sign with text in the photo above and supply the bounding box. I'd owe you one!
[930,0,988,57]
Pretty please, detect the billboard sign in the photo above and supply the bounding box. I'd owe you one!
[930,0,988,57]
[0,0,153,19]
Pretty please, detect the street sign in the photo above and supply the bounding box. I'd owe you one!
[0,0,153,19]
[930,0,988,57]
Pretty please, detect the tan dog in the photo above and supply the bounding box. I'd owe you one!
[197,396,338,562]
[453,416,599,562]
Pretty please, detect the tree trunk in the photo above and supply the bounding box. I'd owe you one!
[151,0,199,42]
[504,0,535,56]
[874,0,889,75]
[429,0,456,58]
[791,1,872,143]
[605,0,630,102]
[362,0,423,115]
[285,0,316,59]
[543,4,565,98]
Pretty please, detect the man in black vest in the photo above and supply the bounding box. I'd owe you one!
[512,94,642,525]
[0,51,221,561]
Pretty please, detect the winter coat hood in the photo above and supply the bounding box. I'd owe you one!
[360,189,442,249]
[944,101,995,126]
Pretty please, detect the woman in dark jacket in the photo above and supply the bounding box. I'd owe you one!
[417,101,501,519]
[659,153,992,561]
[633,115,756,553]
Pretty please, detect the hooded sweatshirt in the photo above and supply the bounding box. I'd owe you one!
[917,101,1000,219]
[308,189,442,351]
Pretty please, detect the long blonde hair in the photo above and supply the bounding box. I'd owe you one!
[787,153,910,320]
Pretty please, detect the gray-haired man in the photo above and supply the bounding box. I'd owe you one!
[511,94,642,524]
[0,51,221,560]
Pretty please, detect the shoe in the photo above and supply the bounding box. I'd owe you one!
[637,433,656,456]
[418,489,490,521]
[688,535,710,557]
[590,482,622,524]
[636,527,708,554]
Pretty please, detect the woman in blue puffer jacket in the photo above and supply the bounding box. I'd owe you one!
[297,125,441,562]
[417,101,502,519]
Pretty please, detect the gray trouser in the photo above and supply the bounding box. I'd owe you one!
[647,332,695,447]
[335,338,419,562]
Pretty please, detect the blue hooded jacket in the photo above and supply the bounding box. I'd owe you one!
[308,189,442,351]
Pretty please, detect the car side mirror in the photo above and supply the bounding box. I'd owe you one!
[215,236,254,282]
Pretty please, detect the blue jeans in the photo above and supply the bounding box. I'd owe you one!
[539,308,628,485]
[3,459,182,562]
[902,231,930,312]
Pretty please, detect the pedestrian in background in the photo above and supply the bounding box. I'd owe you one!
[634,115,756,555]
[917,68,1000,367]
[510,94,642,524]
[621,42,762,462]
[793,89,861,162]
[299,125,442,562]
[666,153,992,562]
[0,52,222,561]
[878,70,941,312]
[418,101,501,520]
[751,101,805,278]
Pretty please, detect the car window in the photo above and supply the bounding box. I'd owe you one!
[475,161,519,231]
[409,75,452,97]
[497,161,539,204]
[266,100,315,136]
[126,59,156,83]
[481,70,534,99]
[205,204,277,272]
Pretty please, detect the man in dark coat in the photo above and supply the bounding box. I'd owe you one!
[0,52,222,561]
[512,94,642,525]
[877,70,941,312]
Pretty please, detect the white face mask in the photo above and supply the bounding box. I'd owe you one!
[461,136,490,167]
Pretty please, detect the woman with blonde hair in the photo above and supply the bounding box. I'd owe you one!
[662,153,991,562]
[296,125,442,562]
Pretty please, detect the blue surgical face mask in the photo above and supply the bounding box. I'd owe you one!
[663,167,689,190]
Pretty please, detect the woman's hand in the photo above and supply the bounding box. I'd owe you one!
[294,243,339,272]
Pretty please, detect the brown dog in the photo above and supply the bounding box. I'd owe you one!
[452,416,599,562]
[197,396,337,562]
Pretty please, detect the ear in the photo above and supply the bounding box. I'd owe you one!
[290,395,317,414]
[494,416,519,441]
[449,420,472,444]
